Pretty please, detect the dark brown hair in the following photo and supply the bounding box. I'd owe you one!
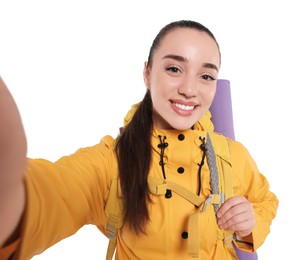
[115,20,220,234]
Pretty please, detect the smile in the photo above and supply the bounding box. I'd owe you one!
[172,102,195,111]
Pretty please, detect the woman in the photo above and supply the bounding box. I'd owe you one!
[0,20,278,259]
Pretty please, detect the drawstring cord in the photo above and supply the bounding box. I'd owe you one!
[158,135,172,198]
[158,135,168,179]
[157,135,207,199]
[197,137,207,196]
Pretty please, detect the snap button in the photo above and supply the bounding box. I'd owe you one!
[178,134,185,141]
[182,231,188,239]
[177,167,184,174]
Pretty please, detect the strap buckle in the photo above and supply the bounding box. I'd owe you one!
[106,223,117,239]
[201,193,225,212]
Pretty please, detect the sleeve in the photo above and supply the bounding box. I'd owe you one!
[2,135,117,260]
[229,139,279,252]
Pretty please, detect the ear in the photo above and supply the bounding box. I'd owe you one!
[143,61,151,90]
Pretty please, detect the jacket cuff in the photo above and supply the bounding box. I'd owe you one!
[233,233,255,253]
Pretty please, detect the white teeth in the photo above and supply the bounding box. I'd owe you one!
[174,103,194,111]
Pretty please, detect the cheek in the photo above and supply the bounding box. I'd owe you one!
[210,90,217,102]
[147,71,160,91]
[149,68,178,91]
[207,87,217,104]
[149,76,167,96]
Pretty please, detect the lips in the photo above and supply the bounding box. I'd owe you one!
[170,100,198,116]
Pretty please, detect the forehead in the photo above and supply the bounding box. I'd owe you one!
[155,28,220,65]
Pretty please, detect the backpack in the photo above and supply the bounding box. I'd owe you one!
[104,131,234,259]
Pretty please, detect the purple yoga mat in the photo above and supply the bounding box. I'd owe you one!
[209,79,235,140]
[209,79,258,260]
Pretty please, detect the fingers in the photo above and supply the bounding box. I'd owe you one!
[216,196,255,237]
[216,196,247,218]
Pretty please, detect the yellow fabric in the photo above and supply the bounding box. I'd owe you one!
[148,178,203,207]
[146,132,233,258]
[1,105,278,260]
[106,238,117,260]
[188,211,200,258]
[104,175,124,260]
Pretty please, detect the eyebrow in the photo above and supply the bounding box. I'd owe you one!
[162,54,219,72]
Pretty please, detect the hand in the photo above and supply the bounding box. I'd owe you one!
[216,196,255,238]
[0,77,26,247]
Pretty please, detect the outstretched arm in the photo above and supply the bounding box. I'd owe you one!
[0,77,27,247]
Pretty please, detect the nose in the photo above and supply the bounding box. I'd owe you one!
[178,76,198,97]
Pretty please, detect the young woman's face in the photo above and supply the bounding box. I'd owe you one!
[144,28,220,130]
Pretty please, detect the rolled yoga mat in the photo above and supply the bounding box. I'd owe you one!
[209,79,235,140]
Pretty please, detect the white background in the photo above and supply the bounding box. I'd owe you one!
[0,0,300,259]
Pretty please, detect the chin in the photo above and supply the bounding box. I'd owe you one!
[168,121,195,131]
[154,114,196,130]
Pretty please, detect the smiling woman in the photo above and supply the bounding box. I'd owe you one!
[0,19,278,260]
[144,26,220,130]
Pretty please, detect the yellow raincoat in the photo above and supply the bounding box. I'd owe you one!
[0,106,278,259]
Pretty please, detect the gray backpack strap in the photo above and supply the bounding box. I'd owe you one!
[206,133,224,214]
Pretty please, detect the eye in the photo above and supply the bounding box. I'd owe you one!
[201,74,216,81]
[166,66,181,73]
